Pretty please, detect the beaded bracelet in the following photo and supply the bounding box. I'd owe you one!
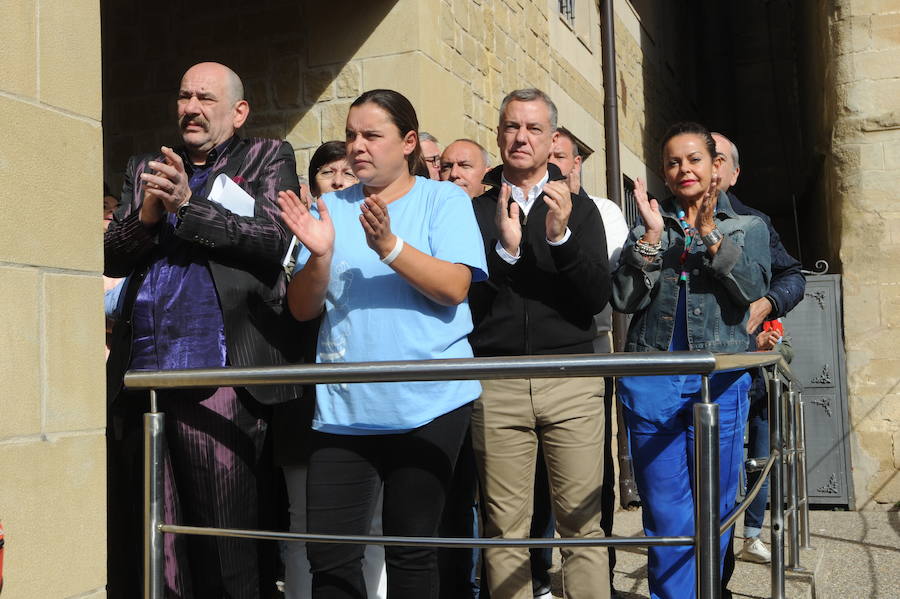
[635,238,662,256]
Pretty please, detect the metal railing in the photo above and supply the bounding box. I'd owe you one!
[125,350,809,599]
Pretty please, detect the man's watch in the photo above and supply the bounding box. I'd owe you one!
[701,228,723,247]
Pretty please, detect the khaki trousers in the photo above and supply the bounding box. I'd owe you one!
[472,377,610,599]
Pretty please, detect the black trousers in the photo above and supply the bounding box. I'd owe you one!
[306,403,472,599]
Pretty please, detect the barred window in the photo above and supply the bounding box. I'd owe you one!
[559,0,575,27]
[623,175,639,229]
[622,175,657,229]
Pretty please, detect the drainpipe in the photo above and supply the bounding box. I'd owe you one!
[600,0,640,509]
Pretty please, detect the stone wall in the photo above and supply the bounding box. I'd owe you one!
[827,0,900,507]
[612,0,704,198]
[0,0,107,597]
[103,1,635,201]
[3,2,894,596]
[432,0,609,193]
[102,0,710,205]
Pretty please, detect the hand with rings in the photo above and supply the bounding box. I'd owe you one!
[139,146,193,226]
[697,172,719,236]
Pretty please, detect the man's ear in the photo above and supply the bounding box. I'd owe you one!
[573,155,583,177]
[232,100,250,129]
[732,166,741,187]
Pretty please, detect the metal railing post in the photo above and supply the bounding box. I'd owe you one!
[796,388,812,549]
[119,351,802,597]
[694,376,720,599]
[144,390,165,599]
[784,383,796,569]
[768,372,785,599]
[786,386,803,570]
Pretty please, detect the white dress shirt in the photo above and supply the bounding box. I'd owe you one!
[495,170,571,264]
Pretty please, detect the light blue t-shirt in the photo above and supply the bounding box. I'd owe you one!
[295,176,489,434]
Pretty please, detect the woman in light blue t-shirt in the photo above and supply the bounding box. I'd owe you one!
[278,89,487,599]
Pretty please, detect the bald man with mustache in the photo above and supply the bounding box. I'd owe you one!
[105,62,305,598]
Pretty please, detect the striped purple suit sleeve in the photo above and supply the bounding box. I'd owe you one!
[104,155,158,277]
[174,140,299,265]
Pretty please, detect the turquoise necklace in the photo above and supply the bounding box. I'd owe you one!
[677,210,696,282]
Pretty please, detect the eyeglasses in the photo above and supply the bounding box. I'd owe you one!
[423,155,441,166]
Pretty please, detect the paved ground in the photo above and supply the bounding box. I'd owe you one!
[544,508,900,599]
[804,510,900,599]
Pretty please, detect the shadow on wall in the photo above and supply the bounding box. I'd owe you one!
[101,0,399,190]
[627,0,820,267]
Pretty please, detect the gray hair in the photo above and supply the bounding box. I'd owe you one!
[451,138,491,168]
[418,131,439,145]
[498,88,558,130]
[711,131,740,169]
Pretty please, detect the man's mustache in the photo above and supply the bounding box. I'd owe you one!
[180,115,209,130]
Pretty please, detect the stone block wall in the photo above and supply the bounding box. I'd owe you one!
[431,0,604,186]
[0,0,107,597]
[104,0,675,203]
[827,0,900,507]
[612,0,703,197]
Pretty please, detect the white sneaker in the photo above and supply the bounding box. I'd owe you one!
[739,536,771,563]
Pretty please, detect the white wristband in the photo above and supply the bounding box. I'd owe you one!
[381,236,404,265]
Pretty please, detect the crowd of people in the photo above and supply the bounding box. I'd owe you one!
[103,62,805,599]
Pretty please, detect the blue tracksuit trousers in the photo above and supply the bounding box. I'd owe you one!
[622,372,750,599]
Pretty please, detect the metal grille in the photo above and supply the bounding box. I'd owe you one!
[622,174,658,229]
[559,0,575,26]
[623,174,639,228]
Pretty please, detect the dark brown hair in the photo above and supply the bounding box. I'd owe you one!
[308,140,348,196]
[351,89,425,176]
[660,121,717,164]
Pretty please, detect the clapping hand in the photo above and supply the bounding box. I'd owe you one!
[139,146,193,226]
[542,180,572,243]
[565,169,581,195]
[359,194,396,259]
[494,183,521,256]
[697,173,720,236]
[278,190,334,258]
[634,177,663,243]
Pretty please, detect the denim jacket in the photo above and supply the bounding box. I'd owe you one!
[728,192,805,319]
[611,191,771,353]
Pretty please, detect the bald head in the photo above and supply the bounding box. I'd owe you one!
[183,62,244,103]
[440,139,491,198]
[178,62,249,163]
[711,132,740,193]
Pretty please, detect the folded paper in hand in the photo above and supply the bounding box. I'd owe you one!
[208,174,255,217]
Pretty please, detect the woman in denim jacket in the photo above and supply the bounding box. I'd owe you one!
[611,122,770,599]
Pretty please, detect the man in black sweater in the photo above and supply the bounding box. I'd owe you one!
[468,88,611,599]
